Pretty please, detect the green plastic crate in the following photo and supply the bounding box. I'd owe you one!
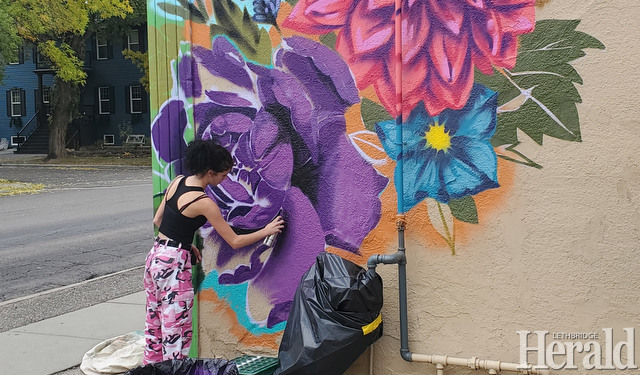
[234,355,279,375]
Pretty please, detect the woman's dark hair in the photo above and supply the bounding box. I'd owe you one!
[185,139,233,175]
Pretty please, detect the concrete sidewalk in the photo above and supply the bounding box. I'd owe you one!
[0,147,46,164]
[0,292,146,375]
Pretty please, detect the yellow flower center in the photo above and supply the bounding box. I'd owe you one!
[424,122,451,152]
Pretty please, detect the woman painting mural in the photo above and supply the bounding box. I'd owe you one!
[143,139,285,364]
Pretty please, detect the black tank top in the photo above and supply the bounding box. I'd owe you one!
[159,176,208,246]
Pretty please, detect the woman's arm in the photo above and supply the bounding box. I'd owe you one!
[153,197,166,228]
[199,199,284,249]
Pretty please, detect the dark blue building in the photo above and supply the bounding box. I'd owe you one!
[0,45,54,148]
[0,26,149,152]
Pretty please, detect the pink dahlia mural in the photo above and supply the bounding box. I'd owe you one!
[284,0,535,117]
[149,0,603,341]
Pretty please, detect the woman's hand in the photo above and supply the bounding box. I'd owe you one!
[264,216,285,236]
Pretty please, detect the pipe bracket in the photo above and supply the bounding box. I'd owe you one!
[396,214,407,230]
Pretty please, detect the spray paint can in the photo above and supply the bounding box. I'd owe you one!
[263,233,277,247]
[263,210,282,247]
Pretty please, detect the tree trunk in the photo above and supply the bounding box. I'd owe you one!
[47,35,84,160]
[47,78,76,159]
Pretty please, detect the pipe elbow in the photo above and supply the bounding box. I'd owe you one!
[396,251,406,264]
[367,254,381,270]
[385,251,405,264]
[400,349,412,362]
[366,252,406,275]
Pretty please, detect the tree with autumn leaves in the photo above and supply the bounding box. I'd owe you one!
[0,0,22,82]
[6,0,147,159]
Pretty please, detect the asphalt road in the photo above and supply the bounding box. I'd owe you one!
[0,164,154,305]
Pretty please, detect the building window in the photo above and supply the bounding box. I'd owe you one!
[98,87,111,114]
[34,46,54,69]
[42,87,51,104]
[96,37,108,60]
[103,134,115,145]
[6,89,26,118]
[127,30,140,52]
[129,86,142,113]
[8,46,23,65]
[10,90,23,117]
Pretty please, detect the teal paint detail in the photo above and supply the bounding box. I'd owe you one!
[208,0,273,65]
[200,271,287,335]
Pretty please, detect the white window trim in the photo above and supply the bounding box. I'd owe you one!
[126,134,145,145]
[8,47,21,65]
[98,87,110,114]
[11,136,25,146]
[127,30,140,51]
[129,86,142,114]
[42,87,50,104]
[10,90,22,117]
[96,37,108,60]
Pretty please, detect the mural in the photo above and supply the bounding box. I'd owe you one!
[149,0,603,346]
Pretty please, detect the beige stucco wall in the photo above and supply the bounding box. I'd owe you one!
[366,2,640,374]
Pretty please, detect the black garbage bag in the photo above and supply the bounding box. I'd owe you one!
[274,252,383,375]
[125,358,238,375]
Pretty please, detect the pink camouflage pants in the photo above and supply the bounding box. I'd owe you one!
[143,241,194,364]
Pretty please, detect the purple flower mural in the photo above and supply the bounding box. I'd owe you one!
[151,99,190,176]
[150,35,388,328]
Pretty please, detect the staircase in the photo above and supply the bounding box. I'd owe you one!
[15,124,49,154]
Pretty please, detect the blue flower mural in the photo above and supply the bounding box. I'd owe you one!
[376,84,500,210]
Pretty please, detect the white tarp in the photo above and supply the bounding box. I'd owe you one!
[80,331,145,375]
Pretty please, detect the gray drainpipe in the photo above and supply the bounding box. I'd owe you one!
[367,218,411,362]
[366,0,412,361]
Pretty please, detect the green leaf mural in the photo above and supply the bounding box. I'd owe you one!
[177,0,209,23]
[448,196,479,224]
[319,32,337,50]
[361,98,393,132]
[158,0,208,23]
[475,20,605,146]
[496,142,543,169]
[157,0,272,65]
[157,2,192,21]
[209,0,272,65]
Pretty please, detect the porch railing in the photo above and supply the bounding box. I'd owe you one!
[65,130,80,150]
[15,111,40,150]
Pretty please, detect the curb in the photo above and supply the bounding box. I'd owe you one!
[0,163,150,169]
